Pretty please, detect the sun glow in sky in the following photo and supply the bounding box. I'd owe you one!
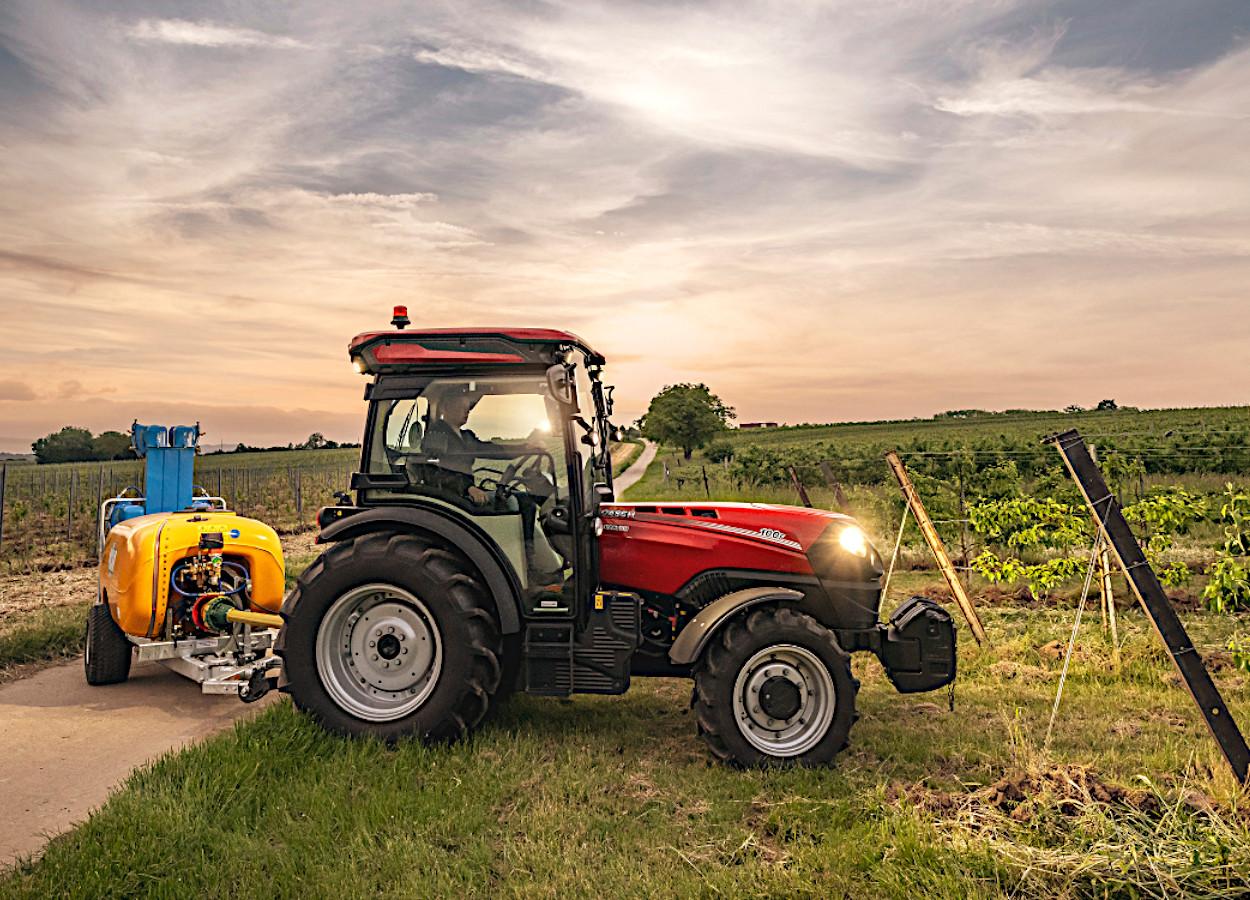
[1,0,1248,452]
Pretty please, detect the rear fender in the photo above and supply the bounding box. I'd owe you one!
[668,587,804,666]
[316,506,522,634]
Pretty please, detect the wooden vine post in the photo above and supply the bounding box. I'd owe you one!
[818,461,850,514]
[785,466,812,508]
[884,451,988,646]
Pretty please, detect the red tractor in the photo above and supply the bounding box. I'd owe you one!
[276,312,956,766]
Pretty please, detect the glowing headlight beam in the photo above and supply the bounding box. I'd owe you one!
[838,526,868,557]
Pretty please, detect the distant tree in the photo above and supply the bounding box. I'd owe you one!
[33,427,141,463]
[92,430,134,460]
[640,383,735,460]
[1096,399,1118,411]
[1064,404,1084,414]
[301,432,328,450]
[32,426,95,464]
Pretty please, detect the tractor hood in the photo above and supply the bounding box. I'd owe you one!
[598,502,884,630]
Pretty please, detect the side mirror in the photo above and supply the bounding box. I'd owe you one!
[546,364,577,410]
[588,482,614,517]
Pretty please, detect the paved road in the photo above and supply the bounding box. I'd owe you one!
[0,657,274,867]
[614,440,657,495]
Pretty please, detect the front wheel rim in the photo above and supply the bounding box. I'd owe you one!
[315,583,443,722]
[732,643,836,757]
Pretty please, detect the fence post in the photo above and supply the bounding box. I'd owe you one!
[786,466,812,508]
[95,465,105,555]
[957,465,970,589]
[297,468,303,528]
[0,462,7,555]
[701,466,710,498]
[67,467,75,541]
[818,461,850,514]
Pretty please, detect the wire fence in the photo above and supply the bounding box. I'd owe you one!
[0,456,356,567]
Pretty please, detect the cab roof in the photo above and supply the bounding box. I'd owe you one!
[349,327,604,375]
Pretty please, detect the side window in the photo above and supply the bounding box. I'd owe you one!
[384,398,426,453]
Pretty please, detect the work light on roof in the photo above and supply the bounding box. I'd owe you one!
[391,305,410,329]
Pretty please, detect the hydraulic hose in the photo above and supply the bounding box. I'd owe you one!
[225,608,284,629]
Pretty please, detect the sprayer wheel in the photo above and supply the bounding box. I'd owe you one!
[275,532,502,743]
[84,602,132,686]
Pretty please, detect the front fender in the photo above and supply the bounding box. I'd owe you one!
[316,506,522,634]
[668,587,804,666]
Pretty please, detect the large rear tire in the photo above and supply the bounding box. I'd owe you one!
[84,602,132,686]
[276,532,503,742]
[692,606,858,767]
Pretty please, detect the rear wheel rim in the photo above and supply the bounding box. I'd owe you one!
[316,583,442,723]
[732,643,835,757]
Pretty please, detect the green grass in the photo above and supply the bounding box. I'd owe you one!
[0,601,88,671]
[3,603,1248,899]
[611,439,645,477]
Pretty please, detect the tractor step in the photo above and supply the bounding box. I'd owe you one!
[522,591,641,696]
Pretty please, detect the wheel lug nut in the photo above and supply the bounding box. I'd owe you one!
[387,626,394,634]
[369,640,375,648]
[372,654,378,661]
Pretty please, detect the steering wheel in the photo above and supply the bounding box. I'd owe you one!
[475,452,549,499]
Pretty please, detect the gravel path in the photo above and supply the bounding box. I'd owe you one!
[614,440,657,495]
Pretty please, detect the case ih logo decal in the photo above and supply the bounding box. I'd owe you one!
[602,508,635,519]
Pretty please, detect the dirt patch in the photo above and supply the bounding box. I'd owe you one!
[890,764,1163,823]
[989,661,1054,681]
[0,568,95,624]
[741,798,792,866]
[917,579,1206,613]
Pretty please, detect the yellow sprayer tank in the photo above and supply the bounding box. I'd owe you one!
[99,510,284,639]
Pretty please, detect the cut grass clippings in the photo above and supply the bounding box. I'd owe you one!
[3,604,1248,899]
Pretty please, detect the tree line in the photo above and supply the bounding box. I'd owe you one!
[28,427,357,464]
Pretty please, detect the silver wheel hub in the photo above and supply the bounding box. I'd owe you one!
[732,643,835,757]
[316,583,442,722]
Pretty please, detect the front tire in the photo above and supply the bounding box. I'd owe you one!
[84,602,132,686]
[692,606,858,767]
[276,532,503,742]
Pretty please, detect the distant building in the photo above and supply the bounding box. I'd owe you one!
[738,422,779,430]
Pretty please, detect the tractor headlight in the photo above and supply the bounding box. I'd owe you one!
[838,525,868,557]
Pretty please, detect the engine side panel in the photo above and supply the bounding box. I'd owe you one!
[597,503,821,596]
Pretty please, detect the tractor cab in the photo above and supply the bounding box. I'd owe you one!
[339,318,615,618]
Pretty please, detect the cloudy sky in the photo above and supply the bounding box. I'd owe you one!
[1,0,1247,452]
